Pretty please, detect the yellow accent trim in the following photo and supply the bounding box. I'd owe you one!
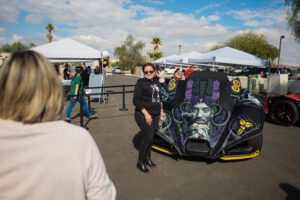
[220,150,260,161]
[152,145,173,155]
[231,79,241,93]
[168,79,177,91]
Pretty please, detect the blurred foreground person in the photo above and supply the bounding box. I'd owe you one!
[0,51,116,200]
[133,63,164,173]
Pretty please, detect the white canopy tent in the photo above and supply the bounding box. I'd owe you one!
[188,47,268,68]
[32,38,108,97]
[178,51,203,64]
[152,52,203,65]
[31,38,110,63]
[152,54,182,65]
[165,54,182,64]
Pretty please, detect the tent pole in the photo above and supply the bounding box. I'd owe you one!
[101,52,104,74]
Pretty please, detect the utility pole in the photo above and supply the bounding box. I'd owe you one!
[277,35,285,72]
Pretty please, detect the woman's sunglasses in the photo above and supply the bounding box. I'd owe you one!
[144,70,154,75]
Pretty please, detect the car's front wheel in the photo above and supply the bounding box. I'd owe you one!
[270,100,299,126]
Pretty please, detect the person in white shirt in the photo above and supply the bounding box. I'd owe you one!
[0,50,116,200]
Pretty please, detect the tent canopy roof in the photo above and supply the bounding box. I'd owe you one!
[153,51,203,65]
[188,47,268,68]
[153,54,182,64]
[181,51,203,64]
[31,38,107,61]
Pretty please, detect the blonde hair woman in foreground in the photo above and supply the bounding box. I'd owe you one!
[0,51,116,200]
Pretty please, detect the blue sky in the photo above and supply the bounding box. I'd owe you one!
[0,0,299,65]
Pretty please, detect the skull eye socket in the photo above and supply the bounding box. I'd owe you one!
[202,108,209,113]
[192,108,199,113]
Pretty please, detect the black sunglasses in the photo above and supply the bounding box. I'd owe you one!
[144,70,154,74]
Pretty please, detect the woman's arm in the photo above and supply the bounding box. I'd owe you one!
[160,102,164,116]
[133,79,152,125]
[74,84,79,99]
[133,79,144,111]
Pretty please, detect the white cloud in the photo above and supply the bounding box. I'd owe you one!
[195,3,223,14]
[0,3,20,23]
[199,16,208,26]
[255,28,300,66]
[148,0,165,5]
[225,7,300,65]
[11,34,23,43]
[25,13,44,24]
[0,27,5,33]
[227,7,288,27]
[227,9,262,21]
[207,15,221,22]
[244,19,274,27]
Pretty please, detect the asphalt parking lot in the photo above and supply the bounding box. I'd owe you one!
[67,74,300,200]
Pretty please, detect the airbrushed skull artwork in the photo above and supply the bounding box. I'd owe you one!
[153,71,264,161]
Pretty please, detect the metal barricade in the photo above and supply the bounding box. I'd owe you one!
[68,84,135,128]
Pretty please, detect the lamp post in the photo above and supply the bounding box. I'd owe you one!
[178,44,182,55]
[277,35,285,70]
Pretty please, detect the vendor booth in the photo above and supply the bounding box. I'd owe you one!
[32,38,107,101]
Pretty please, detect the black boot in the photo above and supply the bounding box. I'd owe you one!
[146,159,156,167]
[146,148,156,167]
[136,162,149,173]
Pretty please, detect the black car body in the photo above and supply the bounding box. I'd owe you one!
[153,71,265,161]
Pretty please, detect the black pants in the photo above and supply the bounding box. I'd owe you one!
[134,111,160,163]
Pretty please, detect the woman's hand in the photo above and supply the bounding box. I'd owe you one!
[141,108,152,125]
[144,112,153,125]
[160,109,165,117]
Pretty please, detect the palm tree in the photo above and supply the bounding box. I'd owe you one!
[151,37,162,53]
[45,23,54,43]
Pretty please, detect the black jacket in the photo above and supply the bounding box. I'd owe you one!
[133,78,162,115]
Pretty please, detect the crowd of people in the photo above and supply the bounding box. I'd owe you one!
[63,63,92,85]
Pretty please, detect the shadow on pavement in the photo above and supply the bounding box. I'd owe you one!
[91,114,133,120]
[279,183,300,200]
[132,132,218,164]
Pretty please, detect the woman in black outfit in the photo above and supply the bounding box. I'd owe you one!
[133,63,164,173]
